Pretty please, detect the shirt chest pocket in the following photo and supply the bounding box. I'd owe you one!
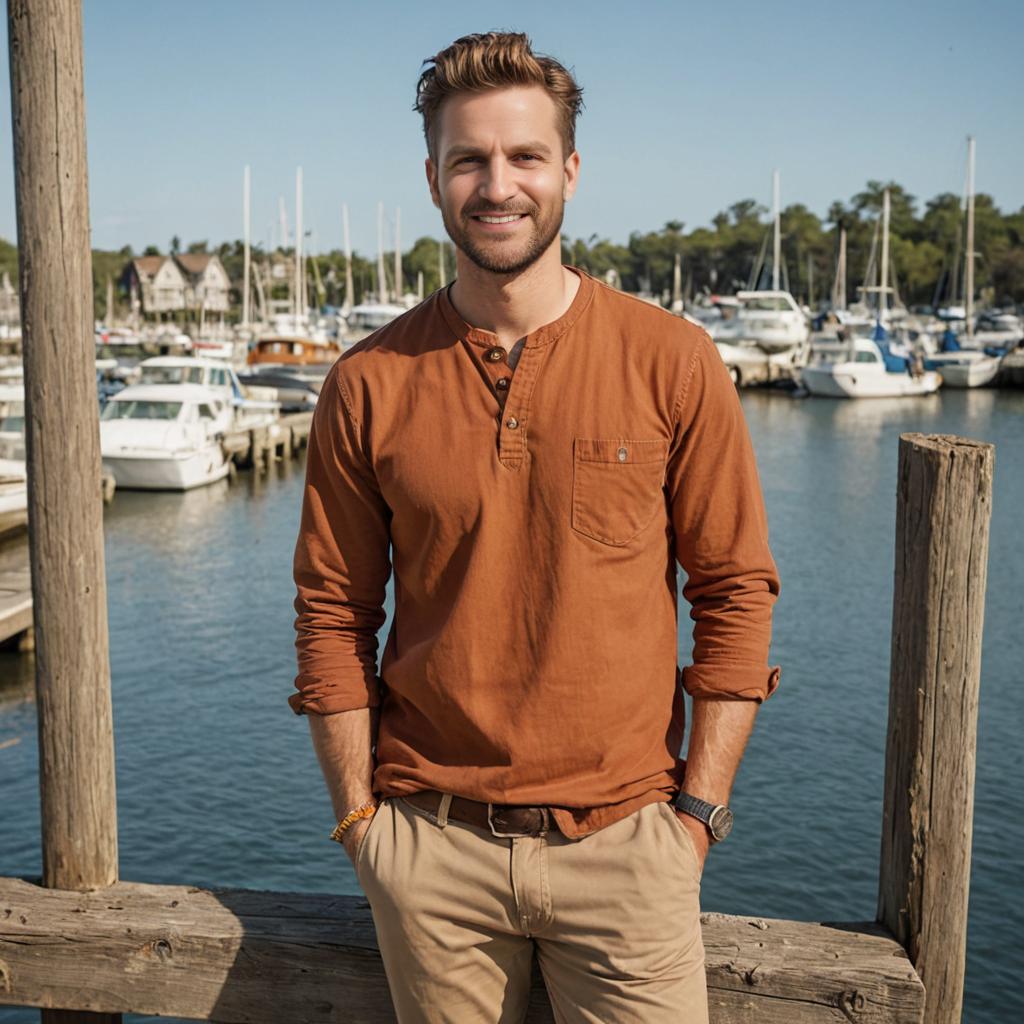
[571,438,670,546]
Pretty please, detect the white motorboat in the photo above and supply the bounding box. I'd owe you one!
[973,311,1023,350]
[728,290,810,353]
[343,301,407,341]
[801,335,942,398]
[136,356,279,431]
[100,383,232,491]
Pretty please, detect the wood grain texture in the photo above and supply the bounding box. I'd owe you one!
[878,433,994,1024]
[0,877,924,1022]
[9,4,119,1020]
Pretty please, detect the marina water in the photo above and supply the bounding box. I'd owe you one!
[1,388,1021,1024]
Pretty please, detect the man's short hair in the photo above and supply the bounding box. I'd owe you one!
[414,32,584,162]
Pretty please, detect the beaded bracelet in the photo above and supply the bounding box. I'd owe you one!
[329,801,377,844]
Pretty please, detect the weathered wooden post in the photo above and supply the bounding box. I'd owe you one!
[878,433,994,1024]
[8,0,121,1020]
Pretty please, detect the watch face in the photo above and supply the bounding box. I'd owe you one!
[709,806,734,841]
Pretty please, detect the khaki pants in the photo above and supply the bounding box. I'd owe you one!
[355,794,708,1023]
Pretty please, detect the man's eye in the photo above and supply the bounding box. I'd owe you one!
[456,157,480,165]
[516,154,538,162]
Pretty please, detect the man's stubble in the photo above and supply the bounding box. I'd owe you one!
[440,194,566,277]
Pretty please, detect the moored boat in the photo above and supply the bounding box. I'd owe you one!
[99,383,233,491]
[801,336,941,398]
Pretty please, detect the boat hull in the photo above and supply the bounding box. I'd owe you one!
[929,357,1001,388]
[801,364,942,398]
[102,444,229,491]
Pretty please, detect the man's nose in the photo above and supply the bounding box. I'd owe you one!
[477,158,516,205]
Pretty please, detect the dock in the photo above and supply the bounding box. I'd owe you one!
[222,410,313,472]
[996,346,1024,386]
[0,561,31,649]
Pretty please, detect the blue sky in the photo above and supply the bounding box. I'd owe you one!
[1,0,1021,256]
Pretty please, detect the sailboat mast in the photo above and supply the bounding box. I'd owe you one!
[377,201,387,303]
[965,136,976,342]
[394,206,402,303]
[242,165,251,327]
[342,203,354,313]
[295,167,303,321]
[834,225,847,312]
[772,169,781,291]
[879,189,890,323]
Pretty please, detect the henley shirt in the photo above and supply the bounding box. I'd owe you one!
[291,268,780,838]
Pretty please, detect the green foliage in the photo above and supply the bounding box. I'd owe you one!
[562,184,1024,308]
[1,180,1022,325]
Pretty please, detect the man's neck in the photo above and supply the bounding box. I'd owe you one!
[448,247,580,351]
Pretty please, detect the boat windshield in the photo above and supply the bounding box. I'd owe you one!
[744,296,793,312]
[140,366,204,385]
[101,400,183,421]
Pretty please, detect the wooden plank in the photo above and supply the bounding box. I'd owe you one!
[878,433,993,1024]
[0,593,31,643]
[0,877,924,1023]
[0,569,31,591]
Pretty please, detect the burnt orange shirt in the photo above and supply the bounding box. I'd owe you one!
[290,269,780,838]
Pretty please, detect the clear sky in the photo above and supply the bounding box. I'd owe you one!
[1,0,1021,257]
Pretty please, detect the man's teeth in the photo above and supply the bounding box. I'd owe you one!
[477,214,524,223]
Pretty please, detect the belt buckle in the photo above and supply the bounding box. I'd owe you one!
[487,802,551,838]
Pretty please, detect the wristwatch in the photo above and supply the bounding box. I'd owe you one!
[674,791,734,843]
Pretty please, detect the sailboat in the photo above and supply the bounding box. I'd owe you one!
[720,171,810,353]
[801,189,941,398]
[343,202,407,340]
[924,137,1004,388]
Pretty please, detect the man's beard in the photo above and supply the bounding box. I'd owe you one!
[441,196,565,276]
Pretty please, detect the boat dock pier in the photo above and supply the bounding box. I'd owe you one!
[996,346,1024,386]
[221,410,313,473]
[0,557,31,651]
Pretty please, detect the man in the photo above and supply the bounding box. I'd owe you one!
[291,31,780,1024]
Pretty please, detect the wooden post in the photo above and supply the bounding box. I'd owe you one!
[9,2,121,1020]
[878,434,994,1024]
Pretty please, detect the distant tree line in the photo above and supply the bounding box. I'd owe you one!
[566,181,1024,310]
[0,179,1021,320]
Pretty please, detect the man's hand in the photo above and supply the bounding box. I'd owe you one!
[672,806,710,876]
[341,814,374,866]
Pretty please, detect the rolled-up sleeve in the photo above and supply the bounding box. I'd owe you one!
[667,333,781,702]
[289,366,392,715]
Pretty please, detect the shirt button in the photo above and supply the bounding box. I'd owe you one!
[496,377,510,390]
[505,416,519,429]
[617,446,628,462]
[486,347,505,362]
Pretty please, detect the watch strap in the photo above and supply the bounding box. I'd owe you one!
[674,791,718,824]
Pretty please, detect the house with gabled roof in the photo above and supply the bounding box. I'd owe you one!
[124,255,187,316]
[175,253,230,313]
[122,253,231,319]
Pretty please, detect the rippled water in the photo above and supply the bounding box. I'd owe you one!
[1,387,1021,1023]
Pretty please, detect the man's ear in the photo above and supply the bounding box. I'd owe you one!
[562,150,580,202]
[425,157,441,209]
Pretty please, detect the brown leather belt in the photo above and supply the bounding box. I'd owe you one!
[402,789,557,837]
